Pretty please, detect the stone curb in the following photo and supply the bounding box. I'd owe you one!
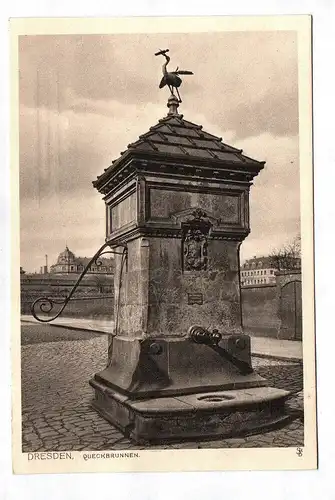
[251,353,302,364]
[21,318,113,336]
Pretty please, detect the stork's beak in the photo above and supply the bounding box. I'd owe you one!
[154,48,169,56]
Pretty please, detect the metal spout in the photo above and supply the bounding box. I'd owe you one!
[188,325,254,375]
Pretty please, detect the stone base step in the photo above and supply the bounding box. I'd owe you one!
[90,379,293,444]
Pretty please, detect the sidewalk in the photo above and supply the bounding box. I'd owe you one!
[251,336,302,362]
[21,315,302,361]
[21,315,114,334]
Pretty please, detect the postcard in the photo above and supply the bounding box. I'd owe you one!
[10,15,316,474]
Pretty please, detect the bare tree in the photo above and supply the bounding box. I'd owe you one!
[270,235,301,271]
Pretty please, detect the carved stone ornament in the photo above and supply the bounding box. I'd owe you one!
[183,228,208,271]
[182,209,211,272]
[188,208,208,222]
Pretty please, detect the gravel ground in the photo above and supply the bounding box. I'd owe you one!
[21,323,304,451]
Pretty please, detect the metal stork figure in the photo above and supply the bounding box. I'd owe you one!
[155,49,193,103]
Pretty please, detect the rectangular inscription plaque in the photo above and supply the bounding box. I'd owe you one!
[188,293,203,305]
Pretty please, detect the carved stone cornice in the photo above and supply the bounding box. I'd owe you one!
[95,155,261,196]
[106,224,250,244]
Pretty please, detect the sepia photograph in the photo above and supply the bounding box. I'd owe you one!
[11,16,316,474]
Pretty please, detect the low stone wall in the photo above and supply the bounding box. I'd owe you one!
[21,295,114,319]
[241,284,280,338]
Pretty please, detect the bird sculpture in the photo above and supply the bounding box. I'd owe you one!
[155,49,193,103]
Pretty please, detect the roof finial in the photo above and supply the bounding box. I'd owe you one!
[167,93,180,116]
[155,48,193,105]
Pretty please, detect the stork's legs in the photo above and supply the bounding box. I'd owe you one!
[167,85,182,103]
[176,87,182,103]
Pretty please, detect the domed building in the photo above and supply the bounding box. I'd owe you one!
[49,245,114,275]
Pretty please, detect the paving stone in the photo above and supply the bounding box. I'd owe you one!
[32,420,49,428]
[25,438,43,446]
[61,410,80,417]
[22,425,35,433]
[23,432,39,439]
[44,412,63,418]
[73,430,93,437]
[93,423,115,430]
[57,428,69,434]
[224,438,248,445]
[63,424,78,431]
[64,417,83,424]
[37,433,58,441]
[58,440,81,446]
[74,422,92,429]
[43,442,60,449]
[104,437,129,447]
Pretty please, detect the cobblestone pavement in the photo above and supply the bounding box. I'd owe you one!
[21,324,304,452]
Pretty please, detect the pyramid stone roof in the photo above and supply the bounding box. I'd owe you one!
[93,113,265,194]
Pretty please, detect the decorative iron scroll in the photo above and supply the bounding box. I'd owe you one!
[31,240,127,323]
[182,209,211,272]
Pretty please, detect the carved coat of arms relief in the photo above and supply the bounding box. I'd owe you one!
[182,209,211,272]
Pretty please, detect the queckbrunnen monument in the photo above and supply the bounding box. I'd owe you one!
[88,50,292,443]
[32,49,293,443]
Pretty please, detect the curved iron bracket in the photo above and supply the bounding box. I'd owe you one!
[31,240,127,323]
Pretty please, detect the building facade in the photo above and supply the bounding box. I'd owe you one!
[49,246,114,275]
[240,256,277,286]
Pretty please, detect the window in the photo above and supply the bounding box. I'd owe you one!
[264,270,267,275]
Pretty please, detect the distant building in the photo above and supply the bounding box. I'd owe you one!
[240,256,277,286]
[49,246,114,275]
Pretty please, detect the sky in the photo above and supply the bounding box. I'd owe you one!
[19,31,300,273]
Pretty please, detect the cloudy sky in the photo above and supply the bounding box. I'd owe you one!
[19,31,300,273]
